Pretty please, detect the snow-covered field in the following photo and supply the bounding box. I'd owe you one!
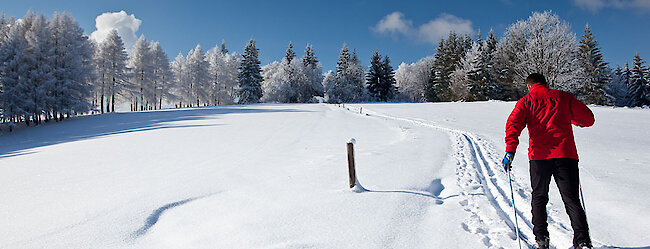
[1,102,648,249]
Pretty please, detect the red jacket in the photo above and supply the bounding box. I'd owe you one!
[505,83,594,161]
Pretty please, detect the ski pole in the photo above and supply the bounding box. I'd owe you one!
[579,180,587,216]
[508,170,523,249]
[579,179,591,240]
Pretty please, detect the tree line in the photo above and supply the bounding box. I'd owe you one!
[395,11,650,107]
[1,10,649,131]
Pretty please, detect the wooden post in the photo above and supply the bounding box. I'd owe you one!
[347,139,356,188]
[360,107,363,114]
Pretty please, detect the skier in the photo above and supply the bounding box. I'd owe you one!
[502,73,594,249]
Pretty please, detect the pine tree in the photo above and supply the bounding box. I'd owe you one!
[578,24,611,105]
[366,50,396,101]
[300,44,323,102]
[605,66,629,107]
[285,42,296,63]
[481,29,502,99]
[366,50,384,100]
[627,53,649,107]
[427,32,471,102]
[220,40,228,54]
[238,39,263,103]
[382,55,397,101]
[348,49,367,102]
[302,44,318,68]
[326,44,367,103]
[282,42,298,102]
[451,41,482,101]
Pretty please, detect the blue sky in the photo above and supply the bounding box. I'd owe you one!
[3,0,650,72]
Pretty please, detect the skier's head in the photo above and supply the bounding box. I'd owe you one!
[525,73,547,88]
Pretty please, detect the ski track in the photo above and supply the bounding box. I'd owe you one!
[336,104,582,249]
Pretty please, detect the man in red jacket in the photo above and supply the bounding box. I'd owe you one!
[502,73,595,249]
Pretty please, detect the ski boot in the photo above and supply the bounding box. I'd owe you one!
[574,242,593,249]
[534,236,550,249]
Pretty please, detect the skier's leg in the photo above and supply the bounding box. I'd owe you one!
[553,158,591,247]
[529,160,553,241]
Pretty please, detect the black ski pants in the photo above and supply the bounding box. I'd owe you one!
[529,158,590,247]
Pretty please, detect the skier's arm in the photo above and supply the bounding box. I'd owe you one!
[568,93,595,127]
[505,100,528,154]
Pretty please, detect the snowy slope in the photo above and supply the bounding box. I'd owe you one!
[0,103,648,249]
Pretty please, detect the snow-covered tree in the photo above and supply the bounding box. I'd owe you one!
[50,12,95,119]
[0,19,31,127]
[261,43,323,103]
[627,53,649,107]
[261,61,288,102]
[428,32,471,102]
[218,51,241,104]
[479,29,502,99]
[299,44,323,102]
[450,42,481,101]
[395,56,434,102]
[97,29,129,113]
[207,41,240,105]
[151,42,173,109]
[495,11,585,97]
[282,42,299,102]
[578,24,611,105]
[605,65,629,107]
[238,39,263,103]
[171,52,191,107]
[129,35,154,111]
[24,12,56,124]
[326,45,367,103]
[186,44,210,106]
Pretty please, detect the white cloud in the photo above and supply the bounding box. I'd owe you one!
[573,0,650,12]
[372,12,474,45]
[90,10,142,50]
[373,12,413,36]
[417,14,474,44]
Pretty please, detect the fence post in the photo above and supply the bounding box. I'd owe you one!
[347,138,356,188]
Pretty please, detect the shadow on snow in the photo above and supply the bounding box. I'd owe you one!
[0,105,307,160]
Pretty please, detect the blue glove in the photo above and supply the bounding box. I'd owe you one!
[502,152,514,172]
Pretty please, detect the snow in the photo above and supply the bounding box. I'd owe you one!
[1,102,649,249]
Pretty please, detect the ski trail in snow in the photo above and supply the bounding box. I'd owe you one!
[336,105,577,249]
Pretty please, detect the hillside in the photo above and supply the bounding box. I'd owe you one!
[1,102,648,249]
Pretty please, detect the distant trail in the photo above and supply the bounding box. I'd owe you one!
[335,104,576,249]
